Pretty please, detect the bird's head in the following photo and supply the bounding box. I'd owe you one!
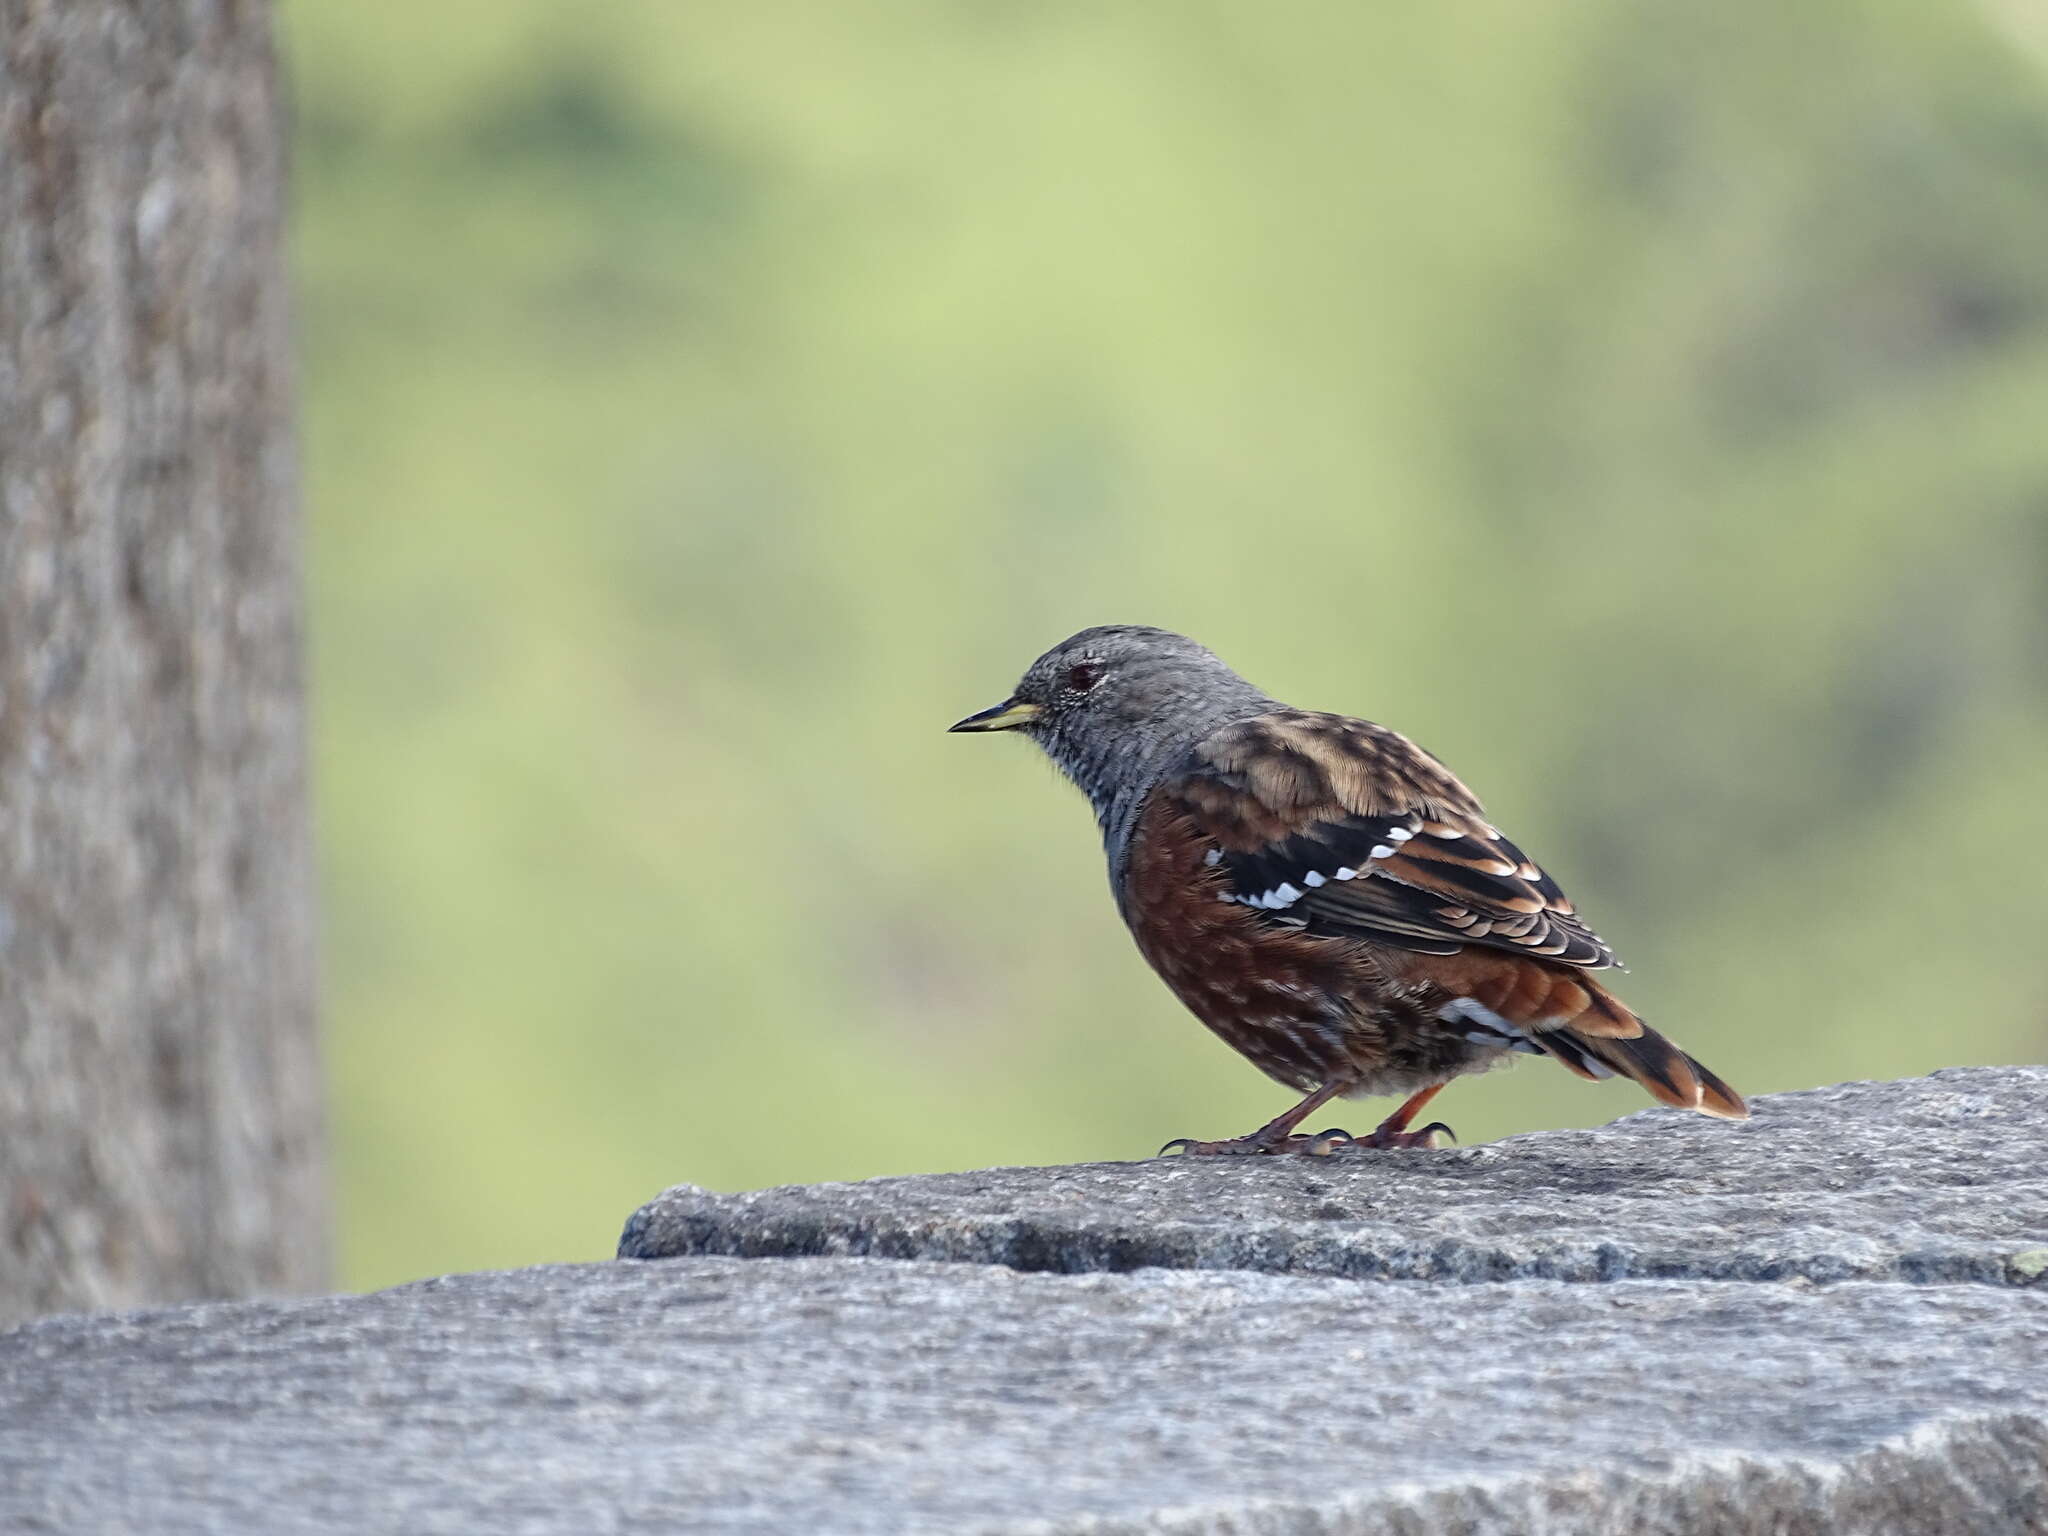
[950,626,1269,815]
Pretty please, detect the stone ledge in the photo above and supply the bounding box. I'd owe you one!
[621,1067,2048,1286]
[3,1258,2044,1535]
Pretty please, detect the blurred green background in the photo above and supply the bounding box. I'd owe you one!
[284,3,2048,1293]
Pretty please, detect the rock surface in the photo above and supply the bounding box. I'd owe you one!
[3,1257,2045,1536]
[6,1068,2046,1534]
[622,1067,2048,1286]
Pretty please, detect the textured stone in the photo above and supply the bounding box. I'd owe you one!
[622,1067,2048,1286]
[2,1258,2044,1535]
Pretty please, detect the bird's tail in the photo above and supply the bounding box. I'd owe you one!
[1535,980,1748,1120]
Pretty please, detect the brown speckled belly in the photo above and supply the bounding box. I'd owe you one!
[1118,793,1497,1097]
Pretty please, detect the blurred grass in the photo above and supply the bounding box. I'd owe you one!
[282,2,2048,1292]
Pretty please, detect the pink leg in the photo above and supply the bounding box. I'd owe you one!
[1351,1082,1455,1149]
[1158,1079,1351,1157]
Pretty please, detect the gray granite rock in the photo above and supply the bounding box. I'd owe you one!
[621,1067,2048,1287]
[8,1068,2044,1533]
[3,1257,2045,1535]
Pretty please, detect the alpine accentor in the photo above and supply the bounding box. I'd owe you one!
[951,625,1745,1153]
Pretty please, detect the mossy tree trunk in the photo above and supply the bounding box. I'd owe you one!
[0,0,324,1323]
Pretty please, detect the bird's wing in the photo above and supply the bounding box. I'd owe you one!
[1163,709,1617,968]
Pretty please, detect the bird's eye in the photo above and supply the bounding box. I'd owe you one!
[1063,661,1104,693]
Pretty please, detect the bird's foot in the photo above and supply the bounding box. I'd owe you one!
[1158,1120,1454,1157]
[1356,1119,1456,1150]
[1158,1133,1286,1156]
[1285,1120,1457,1154]
[1157,1127,1341,1157]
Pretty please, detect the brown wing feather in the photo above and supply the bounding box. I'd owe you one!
[1168,710,1616,969]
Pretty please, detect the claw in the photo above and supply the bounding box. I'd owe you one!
[1159,1133,1297,1156]
[1353,1119,1456,1150]
[1166,1117,1454,1157]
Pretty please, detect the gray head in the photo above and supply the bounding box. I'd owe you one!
[950,626,1272,844]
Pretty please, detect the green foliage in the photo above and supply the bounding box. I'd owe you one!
[284,2,2048,1292]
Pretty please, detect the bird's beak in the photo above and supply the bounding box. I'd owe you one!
[948,697,1042,733]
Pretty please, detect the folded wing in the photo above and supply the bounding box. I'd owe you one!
[1168,710,1615,968]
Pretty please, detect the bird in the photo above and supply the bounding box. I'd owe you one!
[950,625,1746,1155]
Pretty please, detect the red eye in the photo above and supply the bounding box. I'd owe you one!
[1063,661,1103,693]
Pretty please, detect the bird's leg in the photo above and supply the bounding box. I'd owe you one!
[1158,1079,1350,1157]
[1350,1082,1454,1150]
